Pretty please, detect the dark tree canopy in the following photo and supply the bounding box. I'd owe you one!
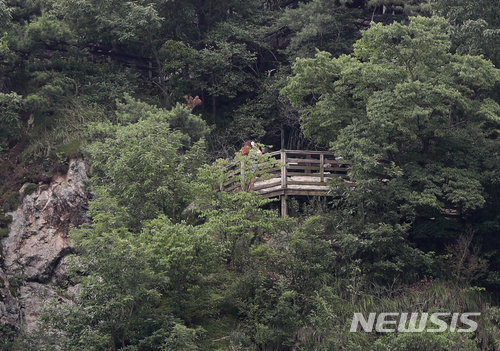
[3,1,500,350]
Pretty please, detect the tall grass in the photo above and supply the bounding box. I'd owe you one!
[22,98,109,161]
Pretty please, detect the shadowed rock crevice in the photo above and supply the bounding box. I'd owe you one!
[25,246,76,284]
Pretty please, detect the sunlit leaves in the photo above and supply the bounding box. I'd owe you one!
[86,96,207,226]
[283,17,499,219]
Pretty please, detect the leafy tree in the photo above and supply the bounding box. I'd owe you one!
[32,186,211,350]
[423,0,500,66]
[0,0,143,158]
[282,17,500,267]
[0,92,24,141]
[86,96,207,226]
[6,0,500,349]
[278,0,364,59]
[194,41,257,117]
[161,324,201,351]
[42,224,173,351]
[142,216,222,318]
[191,150,294,268]
[0,0,10,35]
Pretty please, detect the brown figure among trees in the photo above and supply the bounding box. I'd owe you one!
[237,141,262,190]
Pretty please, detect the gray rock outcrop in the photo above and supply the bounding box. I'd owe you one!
[0,159,88,332]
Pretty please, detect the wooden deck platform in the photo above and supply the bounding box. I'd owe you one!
[224,150,355,216]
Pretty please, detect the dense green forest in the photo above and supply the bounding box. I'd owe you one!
[2,0,500,349]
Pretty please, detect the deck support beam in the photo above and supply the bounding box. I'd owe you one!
[320,153,324,183]
[281,195,287,217]
[280,150,288,217]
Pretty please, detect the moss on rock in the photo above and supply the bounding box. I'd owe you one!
[24,183,38,196]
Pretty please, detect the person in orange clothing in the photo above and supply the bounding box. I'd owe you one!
[238,141,261,190]
[239,141,262,156]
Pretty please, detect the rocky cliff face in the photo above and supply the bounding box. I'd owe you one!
[0,159,88,332]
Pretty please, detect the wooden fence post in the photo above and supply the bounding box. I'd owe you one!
[280,150,287,189]
[280,150,287,217]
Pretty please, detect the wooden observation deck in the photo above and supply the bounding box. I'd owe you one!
[224,150,354,216]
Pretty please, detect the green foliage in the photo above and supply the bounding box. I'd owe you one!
[24,13,73,46]
[282,16,500,274]
[142,216,222,317]
[201,189,284,269]
[0,227,8,238]
[161,323,201,351]
[423,0,500,66]
[284,16,500,151]
[192,152,293,270]
[0,92,24,142]
[278,0,363,59]
[0,0,11,28]
[42,223,174,350]
[0,323,18,351]
[35,174,220,349]
[3,193,20,212]
[86,98,207,226]
[53,139,82,160]
[6,1,500,350]
[60,0,163,43]
[373,331,479,351]
[112,94,208,144]
[298,286,373,350]
[23,183,37,196]
[272,216,338,294]
[194,41,256,99]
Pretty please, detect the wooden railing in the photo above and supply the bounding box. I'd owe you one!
[222,149,356,216]
[224,149,354,197]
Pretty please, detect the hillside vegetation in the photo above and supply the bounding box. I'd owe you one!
[2,0,500,350]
